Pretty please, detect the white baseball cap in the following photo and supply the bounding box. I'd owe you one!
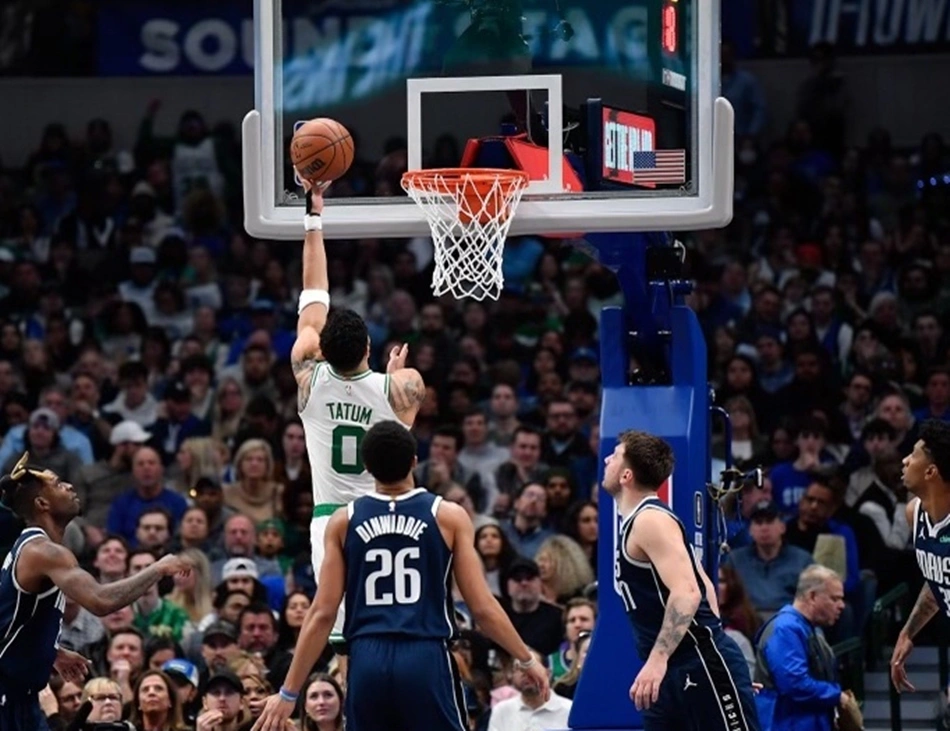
[110,421,152,446]
[222,558,259,581]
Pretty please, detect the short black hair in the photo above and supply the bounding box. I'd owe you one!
[919,419,950,482]
[320,308,368,372]
[0,464,49,520]
[238,601,277,631]
[361,421,417,485]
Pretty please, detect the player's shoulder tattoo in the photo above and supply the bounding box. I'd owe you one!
[292,356,321,412]
[390,369,426,414]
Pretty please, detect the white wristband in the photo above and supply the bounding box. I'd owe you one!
[304,214,323,232]
[298,289,330,315]
[513,656,536,671]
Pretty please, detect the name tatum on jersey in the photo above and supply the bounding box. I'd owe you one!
[354,513,429,543]
[325,401,374,425]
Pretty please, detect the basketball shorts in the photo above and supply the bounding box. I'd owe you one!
[0,686,49,731]
[310,512,346,641]
[346,636,467,731]
[641,627,760,731]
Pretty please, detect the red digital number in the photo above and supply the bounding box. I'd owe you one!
[662,3,677,55]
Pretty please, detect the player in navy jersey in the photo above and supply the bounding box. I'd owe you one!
[0,452,191,731]
[891,419,950,693]
[603,430,760,731]
[253,421,549,731]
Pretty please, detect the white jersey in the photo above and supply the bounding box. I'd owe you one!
[300,362,401,506]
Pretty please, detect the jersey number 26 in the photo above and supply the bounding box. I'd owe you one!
[364,547,422,606]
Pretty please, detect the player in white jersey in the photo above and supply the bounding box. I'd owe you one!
[891,419,950,694]
[290,182,426,640]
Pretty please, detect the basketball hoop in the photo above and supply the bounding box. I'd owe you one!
[401,168,530,301]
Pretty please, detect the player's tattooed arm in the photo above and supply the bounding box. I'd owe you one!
[901,583,939,639]
[292,356,319,412]
[652,598,698,658]
[390,368,426,416]
[634,511,702,661]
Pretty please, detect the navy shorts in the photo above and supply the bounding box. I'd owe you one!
[641,627,760,731]
[0,686,48,731]
[346,636,467,731]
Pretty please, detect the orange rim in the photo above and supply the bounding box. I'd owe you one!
[401,168,530,193]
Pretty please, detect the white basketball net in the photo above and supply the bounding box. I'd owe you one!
[402,170,529,301]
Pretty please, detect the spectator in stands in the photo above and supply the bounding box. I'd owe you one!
[769,417,837,515]
[222,438,283,524]
[149,379,211,466]
[135,507,173,553]
[128,549,191,642]
[487,383,521,447]
[75,420,152,528]
[501,482,555,558]
[1,407,82,483]
[211,517,281,582]
[500,558,563,656]
[77,677,127,729]
[198,621,241,684]
[195,668,247,731]
[236,602,291,690]
[128,669,185,731]
[458,407,508,508]
[535,535,593,604]
[59,595,105,654]
[105,627,145,703]
[754,565,849,731]
[93,535,129,583]
[299,673,345,731]
[103,361,159,427]
[0,384,93,465]
[162,659,200,726]
[548,598,596,683]
[106,446,187,545]
[488,650,572,730]
[475,523,518,597]
[494,426,547,513]
[414,425,484,510]
[727,500,814,615]
[720,39,767,141]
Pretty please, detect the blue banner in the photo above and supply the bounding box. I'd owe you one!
[97,0,658,77]
[723,0,950,58]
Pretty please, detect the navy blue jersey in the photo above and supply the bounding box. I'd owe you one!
[615,496,721,661]
[912,499,950,621]
[343,489,456,641]
[0,528,65,691]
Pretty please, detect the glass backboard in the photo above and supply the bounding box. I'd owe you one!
[242,0,734,239]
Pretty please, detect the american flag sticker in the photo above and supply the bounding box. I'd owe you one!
[632,150,686,186]
[293,120,307,188]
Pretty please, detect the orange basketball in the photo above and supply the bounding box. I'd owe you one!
[290,118,354,184]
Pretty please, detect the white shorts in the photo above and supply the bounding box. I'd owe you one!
[311,513,346,640]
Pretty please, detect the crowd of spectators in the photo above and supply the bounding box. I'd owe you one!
[0,34,946,731]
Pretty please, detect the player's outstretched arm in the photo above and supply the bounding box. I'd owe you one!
[292,182,330,411]
[891,500,939,692]
[442,502,550,697]
[254,509,348,731]
[20,542,190,617]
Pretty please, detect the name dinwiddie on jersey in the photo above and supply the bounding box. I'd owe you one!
[354,513,429,543]
[326,401,374,425]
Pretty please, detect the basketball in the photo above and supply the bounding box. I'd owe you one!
[290,118,354,184]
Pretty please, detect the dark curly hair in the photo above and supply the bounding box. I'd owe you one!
[361,421,417,485]
[319,308,369,372]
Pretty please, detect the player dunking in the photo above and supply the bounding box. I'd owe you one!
[291,182,426,642]
[603,431,760,731]
[253,421,549,731]
[890,419,950,692]
[0,453,191,730]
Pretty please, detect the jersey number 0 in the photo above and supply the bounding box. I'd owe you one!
[332,425,366,474]
[365,547,422,605]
